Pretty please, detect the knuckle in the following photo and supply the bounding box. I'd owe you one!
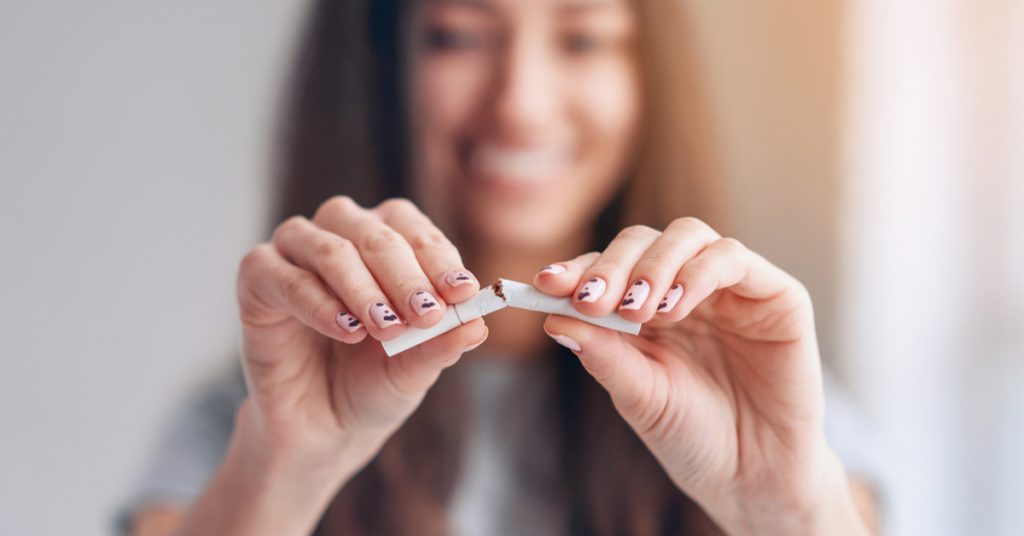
[408,230,450,252]
[616,224,658,241]
[359,227,404,254]
[271,216,304,243]
[635,250,673,271]
[715,237,746,254]
[314,195,359,221]
[684,257,715,280]
[238,244,274,278]
[313,235,353,262]
[281,270,315,304]
[670,216,710,233]
[307,299,336,328]
[376,197,417,215]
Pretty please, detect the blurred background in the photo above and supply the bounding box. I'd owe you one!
[0,0,1020,534]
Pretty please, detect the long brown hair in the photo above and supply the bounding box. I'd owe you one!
[273,0,727,534]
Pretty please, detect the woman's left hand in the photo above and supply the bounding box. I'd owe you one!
[535,218,870,535]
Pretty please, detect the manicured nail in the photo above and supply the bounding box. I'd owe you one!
[575,277,606,303]
[539,264,567,275]
[335,311,363,333]
[410,290,442,315]
[619,279,651,310]
[369,302,403,328]
[445,270,475,287]
[547,332,582,352]
[657,284,684,313]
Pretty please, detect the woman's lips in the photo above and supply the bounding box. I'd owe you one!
[464,144,571,194]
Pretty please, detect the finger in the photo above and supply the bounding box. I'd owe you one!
[271,216,406,340]
[532,251,601,296]
[617,217,721,323]
[386,319,489,396]
[238,244,368,344]
[573,225,661,316]
[542,315,661,422]
[660,237,801,324]
[313,197,448,330]
[374,198,480,304]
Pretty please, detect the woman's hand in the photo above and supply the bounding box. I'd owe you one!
[179,197,487,536]
[535,218,870,535]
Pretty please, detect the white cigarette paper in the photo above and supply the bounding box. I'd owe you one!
[381,285,508,357]
[497,279,642,335]
[381,278,642,357]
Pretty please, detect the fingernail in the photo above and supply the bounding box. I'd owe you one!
[410,290,442,316]
[335,311,363,332]
[657,284,684,313]
[369,302,403,328]
[445,270,475,287]
[546,332,582,352]
[539,264,567,275]
[463,337,486,353]
[619,279,651,310]
[575,277,606,303]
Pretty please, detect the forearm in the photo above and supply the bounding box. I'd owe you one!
[170,403,373,536]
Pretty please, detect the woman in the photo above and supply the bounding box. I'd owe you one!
[123,0,879,534]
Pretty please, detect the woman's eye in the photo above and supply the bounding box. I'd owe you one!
[424,27,485,52]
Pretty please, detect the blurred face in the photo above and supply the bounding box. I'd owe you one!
[409,0,640,251]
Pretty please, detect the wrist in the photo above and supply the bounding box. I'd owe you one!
[174,401,382,536]
[708,448,871,536]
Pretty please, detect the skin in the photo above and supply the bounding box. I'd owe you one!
[132,0,877,534]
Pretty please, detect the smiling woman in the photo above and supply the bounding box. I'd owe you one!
[119,0,879,535]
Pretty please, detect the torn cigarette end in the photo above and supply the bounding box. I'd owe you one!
[380,279,641,357]
[492,279,506,300]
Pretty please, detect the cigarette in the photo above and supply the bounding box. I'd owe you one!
[381,279,642,357]
[381,285,508,357]
[497,279,642,335]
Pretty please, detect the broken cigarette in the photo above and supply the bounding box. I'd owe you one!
[380,278,642,357]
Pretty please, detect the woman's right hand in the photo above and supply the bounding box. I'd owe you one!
[180,197,487,535]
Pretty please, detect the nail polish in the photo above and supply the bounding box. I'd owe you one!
[370,302,403,328]
[619,279,651,310]
[547,332,582,352]
[410,290,442,315]
[335,311,363,333]
[657,284,684,313]
[576,277,606,303]
[445,270,475,287]
[539,264,567,275]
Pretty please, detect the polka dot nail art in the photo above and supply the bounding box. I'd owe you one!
[335,311,363,333]
[576,277,606,303]
[445,271,475,287]
[539,264,567,275]
[657,284,684,313]
[370,302,402,328]
[619,279,651,310]
[410,290,442,316]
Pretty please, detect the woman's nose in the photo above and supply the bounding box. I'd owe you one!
[488,34,562,140]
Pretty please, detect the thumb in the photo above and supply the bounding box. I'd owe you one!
[542,315,658,420]
[385,318,489,397]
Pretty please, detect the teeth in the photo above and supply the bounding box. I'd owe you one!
[470,145,566,182]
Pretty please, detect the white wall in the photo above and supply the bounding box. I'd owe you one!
[838,0,1024,534]
[0,1,308,534]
